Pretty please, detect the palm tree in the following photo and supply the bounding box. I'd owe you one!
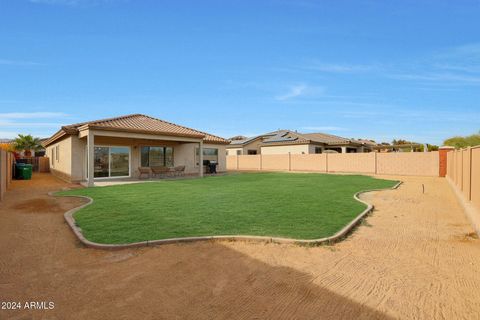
[14,134,43,157]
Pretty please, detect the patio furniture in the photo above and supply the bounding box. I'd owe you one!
[138,167,151,179]
[173,165,186,177]
[151,166,172,178]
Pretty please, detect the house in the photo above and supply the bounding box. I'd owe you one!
[226,130,377,155]
[43,114,229,186]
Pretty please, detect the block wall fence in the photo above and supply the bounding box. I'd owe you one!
[445,146,480,235]
[0,150,14,202]
[227,151,440,177]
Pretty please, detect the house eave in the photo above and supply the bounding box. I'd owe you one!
[78,124,206,139]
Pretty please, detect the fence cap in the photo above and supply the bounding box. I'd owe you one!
[439,146,455,150]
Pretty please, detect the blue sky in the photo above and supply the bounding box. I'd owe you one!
[1,0,479,145]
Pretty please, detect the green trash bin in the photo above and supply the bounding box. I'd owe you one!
[15,163,33,180]
[23,164,32,180]
[15,163,25,179]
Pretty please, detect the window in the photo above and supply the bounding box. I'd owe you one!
[195,148,218,166]
[51,148,54,167]
[314,147,322,154]
[247,150,257,155]
[236,150,242,155]
[93,146,130,178]
[324,147,342,153]
[55,145,59,161]
[141,146,174,167]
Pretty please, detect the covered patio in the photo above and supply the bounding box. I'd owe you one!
[81,128,206,187]
[43,114,228,186]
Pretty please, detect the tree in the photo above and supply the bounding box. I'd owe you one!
[389,139,439,152]
[0,143,16,152]
[13,134,43,157]
[419,144,439,152]
[443,131,480,148]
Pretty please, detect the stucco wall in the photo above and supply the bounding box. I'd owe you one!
[261,144,310,155]
[174,143,198,174]
[71,136,86,182]
[243,139,263,154]
[173,143,227,174]
[45,136,73,180]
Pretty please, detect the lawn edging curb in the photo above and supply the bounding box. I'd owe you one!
[53,180,402,250]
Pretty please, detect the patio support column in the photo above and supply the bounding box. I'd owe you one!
[199,140,204,177]
[87,131,95,187]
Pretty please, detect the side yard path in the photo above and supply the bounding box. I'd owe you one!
[0,173,479,320]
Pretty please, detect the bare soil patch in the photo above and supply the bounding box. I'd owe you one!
[1,173,479,319]
[11,198,69,213]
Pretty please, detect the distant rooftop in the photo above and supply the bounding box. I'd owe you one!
[227,130,378,147]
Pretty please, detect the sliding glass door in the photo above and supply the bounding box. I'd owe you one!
[93,146,130,178]
[94,147,109,177]
[110,147,130,177]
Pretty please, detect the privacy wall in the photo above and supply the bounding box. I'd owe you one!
[447,146,480,214]
[0,150,14,201]
[227,151,440,177]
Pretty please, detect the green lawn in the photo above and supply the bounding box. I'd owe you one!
[57,173,397,244]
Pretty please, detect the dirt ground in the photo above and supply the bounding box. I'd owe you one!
[1,173,479,320]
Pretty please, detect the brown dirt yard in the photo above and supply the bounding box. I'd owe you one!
[1,173,479,320]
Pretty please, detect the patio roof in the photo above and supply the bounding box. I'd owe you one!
[43,114,229,147]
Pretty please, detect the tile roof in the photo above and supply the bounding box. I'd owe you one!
[301,132,354,145]
[227,130,287,146]
[354,139,378,146]
[227,130,377,148]
[44,114,228,146]
[262,130,309,144]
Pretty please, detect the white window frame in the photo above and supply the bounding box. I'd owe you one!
[86,145,131,180]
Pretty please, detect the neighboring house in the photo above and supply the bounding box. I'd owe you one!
[43,114,229,186]
[227,130,377,155]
